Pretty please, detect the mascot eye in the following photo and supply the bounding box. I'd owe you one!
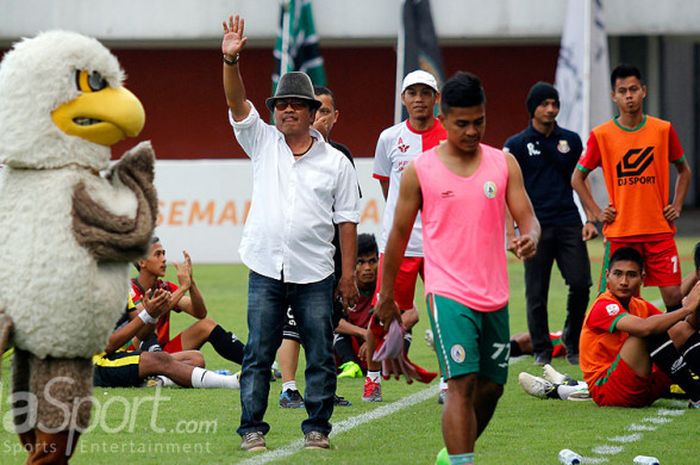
[75,70,108,92]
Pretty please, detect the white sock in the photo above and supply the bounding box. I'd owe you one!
[439,377,448,390]
[156,375,177,387]
[367,371,381,384]
[190,367,240,389]
[282,381,298,392]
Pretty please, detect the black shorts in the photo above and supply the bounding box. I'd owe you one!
[93,351,142,388]
[282,299,345,343]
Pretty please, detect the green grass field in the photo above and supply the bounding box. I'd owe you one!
[1,237,698,465]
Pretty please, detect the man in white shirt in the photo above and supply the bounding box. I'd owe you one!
[221,15,360,452]
[364,70,447,402]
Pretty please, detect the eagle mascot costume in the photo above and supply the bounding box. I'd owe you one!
[0,30,157,464]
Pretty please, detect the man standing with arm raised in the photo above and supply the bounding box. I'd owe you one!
[221,15,360,452]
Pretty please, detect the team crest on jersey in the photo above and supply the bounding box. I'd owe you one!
[451,344,466,363]
[557,140,570,153]
[397,137,410,153]
[483,181,497,199]
[605,303,620,316]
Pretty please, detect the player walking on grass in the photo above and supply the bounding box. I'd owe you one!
[376,72,540,465]
[572,64,692,311]
[580,247,700,408]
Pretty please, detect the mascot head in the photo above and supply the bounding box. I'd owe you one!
[0,30,145,170]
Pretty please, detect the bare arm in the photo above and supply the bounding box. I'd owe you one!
[335,318,367,339]
[681,271,699,298]
[173,251,207,319]
[572,168,616,224]
[616,282,700,337]
[376,163,421,326]
[504,153,540,259]
[337,222,359,309]
[222,15,251,121]
[664,159,692,221]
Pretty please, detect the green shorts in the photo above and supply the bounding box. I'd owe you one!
[426,294,510,385]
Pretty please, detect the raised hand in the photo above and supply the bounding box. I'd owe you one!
[222,15,248,58]
[173,251,193,291]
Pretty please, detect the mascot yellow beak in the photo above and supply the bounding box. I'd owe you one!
[52,71,145,146]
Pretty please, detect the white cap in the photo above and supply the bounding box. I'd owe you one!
[401,70,439,93]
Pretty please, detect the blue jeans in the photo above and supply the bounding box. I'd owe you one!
[237,271,336,436]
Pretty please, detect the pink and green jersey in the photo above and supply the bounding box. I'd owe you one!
[413,144,509,312]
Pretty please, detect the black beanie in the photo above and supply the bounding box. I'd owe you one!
[526,81,559,116]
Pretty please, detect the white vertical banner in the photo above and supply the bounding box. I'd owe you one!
[555,0,611,210]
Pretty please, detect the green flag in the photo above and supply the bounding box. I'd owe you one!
[273,0,327,94]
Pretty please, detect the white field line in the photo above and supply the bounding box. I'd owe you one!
[583,406,686,463]
[235,384,440,465]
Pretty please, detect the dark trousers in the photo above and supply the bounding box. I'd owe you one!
[524,224,592,357]
[237,271,336,436]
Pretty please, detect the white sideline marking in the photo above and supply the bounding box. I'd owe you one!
[657,408,685,416]
[627,424,657,432]
[236,385,440,465]
[583,405,687,463]
[643,416,672,424]
[607,433,642,443]
[581,458,608,464]
[592,445,624,455]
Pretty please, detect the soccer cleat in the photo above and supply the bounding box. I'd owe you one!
[518,372,556,399]
[337,361,363,379]
[566,353,580,365]
[304,431,330,449]
[542,364,579,386]
[362,378,382,402]
[565,386,592,401]
[240,431,266,452]
[333,394,352,407]
[689,399,700,409]
[279,389,305,408]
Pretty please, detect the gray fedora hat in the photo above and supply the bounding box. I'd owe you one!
[265,71,322,112]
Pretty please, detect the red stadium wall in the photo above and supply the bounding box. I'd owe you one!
[1,44,559,159]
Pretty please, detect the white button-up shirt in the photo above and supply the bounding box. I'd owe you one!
[230,103,360,284]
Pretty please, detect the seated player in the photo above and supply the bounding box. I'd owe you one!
[94,290,239,389]
[130,237,245,367]
[334,233,379,378]
[518,364,590,401]
[580,247,700,408]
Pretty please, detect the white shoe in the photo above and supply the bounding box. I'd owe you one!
[565,386,591,401]
[518,372,554,399]
[542,364,566,384]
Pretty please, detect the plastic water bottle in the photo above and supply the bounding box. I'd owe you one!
[633,456,660,465]
[558,449,582,465]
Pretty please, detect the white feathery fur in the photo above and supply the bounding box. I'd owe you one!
[0,31,139,358]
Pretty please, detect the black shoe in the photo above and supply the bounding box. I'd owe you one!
[333,394,352,407]
[534,353,552,366]
[279,389,305,408]
[566,353,580,365]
